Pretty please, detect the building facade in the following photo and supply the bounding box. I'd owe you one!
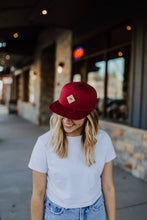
[10,13,147,182]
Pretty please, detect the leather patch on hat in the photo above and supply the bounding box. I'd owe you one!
[67,94,75,104]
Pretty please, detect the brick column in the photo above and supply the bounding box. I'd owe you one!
[54,30,72,100]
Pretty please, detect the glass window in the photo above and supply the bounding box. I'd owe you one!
[107,57,124,99]
[105,46,130,123]
[73,74,82,82]
[87,57,105,116]
[86,46,130,123]
[106,57,128,122]
[72,23,131,124]
[72,60,86,81]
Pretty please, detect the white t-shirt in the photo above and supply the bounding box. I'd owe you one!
[28,129,116,208]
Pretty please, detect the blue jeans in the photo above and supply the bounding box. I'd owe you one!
[43,193,107,220]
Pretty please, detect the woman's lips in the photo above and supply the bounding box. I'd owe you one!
[64,124,74,128]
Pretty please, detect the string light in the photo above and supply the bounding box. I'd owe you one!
[42,10,47,15]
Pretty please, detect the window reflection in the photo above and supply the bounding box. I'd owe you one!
[87,60,105,116]
[107,57,124,99]
[106,57,128,122]
[73,74,82,82]
[87,56,129,123]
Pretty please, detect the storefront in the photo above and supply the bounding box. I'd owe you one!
[10,14,147,182]
[72,16,147,182]
[72,21,132,125]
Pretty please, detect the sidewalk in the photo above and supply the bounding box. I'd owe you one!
[0,107,147,220]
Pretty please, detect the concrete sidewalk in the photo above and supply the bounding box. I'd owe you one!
[0,109,147,220]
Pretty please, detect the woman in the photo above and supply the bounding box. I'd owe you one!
[28,81,116,220]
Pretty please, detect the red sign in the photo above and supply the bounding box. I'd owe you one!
[73,47,84,60]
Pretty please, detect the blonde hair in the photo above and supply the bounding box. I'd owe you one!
[49,109,100,167]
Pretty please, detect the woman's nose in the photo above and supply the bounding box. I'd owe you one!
[63,117,72,123]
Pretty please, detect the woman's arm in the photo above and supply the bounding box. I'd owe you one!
[101,161,116,220]
[31,170,47,220]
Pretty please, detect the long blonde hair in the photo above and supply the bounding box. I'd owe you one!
[49,109,100,167]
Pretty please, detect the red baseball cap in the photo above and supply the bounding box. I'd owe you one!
[49,81,97,120]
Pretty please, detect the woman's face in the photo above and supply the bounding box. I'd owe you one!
[61,116,86,137]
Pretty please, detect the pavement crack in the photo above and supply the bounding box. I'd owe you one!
[117,202,147,210]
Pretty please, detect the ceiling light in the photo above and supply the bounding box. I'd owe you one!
[126,25,132,31]
[6,54,10,60]
[1,60,5,65]
[13,33,19,38]
[118,51,123,57]
[42,10,47,15]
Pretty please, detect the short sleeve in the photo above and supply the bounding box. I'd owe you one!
[28,137,48,173]
[103,132,116,163]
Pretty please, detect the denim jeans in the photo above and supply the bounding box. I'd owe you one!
[43,193,107,220]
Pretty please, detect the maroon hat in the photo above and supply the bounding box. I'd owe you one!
[49,81,97,120]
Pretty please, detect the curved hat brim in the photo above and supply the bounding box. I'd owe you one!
[49,100,91,120]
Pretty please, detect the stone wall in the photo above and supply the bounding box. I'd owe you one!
[54,30,72,100]
[30,58,41,124]
[99,119,147,182]
[17,100,37,123]
[16,61,41,125]
[16,29,72,125]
